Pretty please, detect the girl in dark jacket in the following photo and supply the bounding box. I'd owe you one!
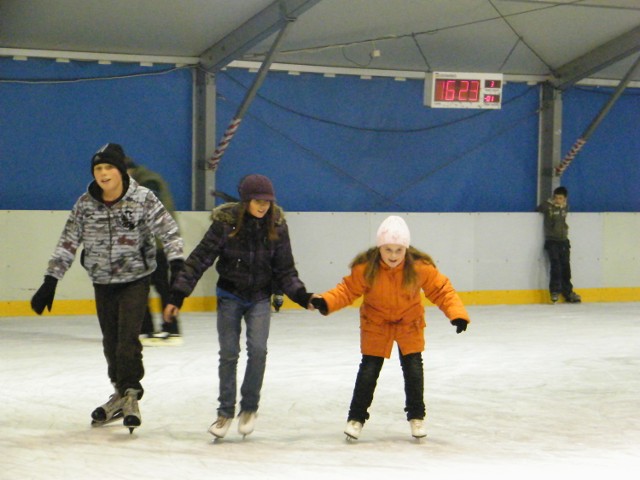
[164,174,313,439]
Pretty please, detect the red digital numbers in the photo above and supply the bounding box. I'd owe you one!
[435,79,481,102]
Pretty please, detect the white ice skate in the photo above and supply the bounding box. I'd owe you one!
[91,389,124,426]
[122,388,141,434]
[238,411,257,437]
[409,419,427,438]
[344,420,363,440]
[208,416,233,438]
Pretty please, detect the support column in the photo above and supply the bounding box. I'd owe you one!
[192,69,217,211]
[537,82,562,204]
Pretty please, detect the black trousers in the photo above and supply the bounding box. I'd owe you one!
[544,239,573,296]
[348,349,425,423]
[140,249,180,335]
[94,277,149,398]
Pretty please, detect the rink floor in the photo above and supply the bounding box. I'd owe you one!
[1,302,639,479]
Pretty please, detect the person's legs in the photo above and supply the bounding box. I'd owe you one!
[94,284,120,386]
[94,278,148,402]
[154,249,180,335]
[239,298,271,413]
[399,350,425,420]
[347,355,384,423]
[545,240,563,297]
[140,306,154,336]
[559,240,575,298]
[216,297,244,418]
[115,278,149,398]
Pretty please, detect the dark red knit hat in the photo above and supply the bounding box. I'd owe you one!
[238,174,275,202]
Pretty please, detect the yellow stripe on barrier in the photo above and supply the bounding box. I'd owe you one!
[2,288,638,317]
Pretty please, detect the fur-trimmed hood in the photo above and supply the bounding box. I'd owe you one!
[171,200,309,307]
[210,202,285,225]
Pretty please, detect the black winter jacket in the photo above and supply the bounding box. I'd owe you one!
[170,202,310,307]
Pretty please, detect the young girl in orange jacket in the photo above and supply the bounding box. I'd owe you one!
[311,215,470,440]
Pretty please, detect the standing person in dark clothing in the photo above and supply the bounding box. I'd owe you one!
[537,186,581,304]
[164,174,315,439]
[30,143,184,433]
[125,157,183,345]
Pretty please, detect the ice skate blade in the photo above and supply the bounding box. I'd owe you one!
[141,336,183,347]
[345,434,358,441]
[124,415,141,435]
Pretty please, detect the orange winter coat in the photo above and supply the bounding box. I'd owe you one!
[322,259,469,358]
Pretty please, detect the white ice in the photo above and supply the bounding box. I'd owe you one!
[1,303,639,480]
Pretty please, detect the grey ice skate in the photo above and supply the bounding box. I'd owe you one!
[91,388,124,426]
[565,291,581,303]
[122,388,141,434]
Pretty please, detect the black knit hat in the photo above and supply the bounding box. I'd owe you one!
[238,174,275,202]
[91,143,127,177]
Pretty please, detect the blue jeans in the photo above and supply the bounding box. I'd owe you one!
[216,293,271,418]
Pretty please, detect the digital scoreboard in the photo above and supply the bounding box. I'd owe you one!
[424,72,503,109]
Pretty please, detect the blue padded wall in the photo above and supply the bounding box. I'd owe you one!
[0,58,193,210]
[560,86,640,212]
[1,58,638,212]
[214,69,540,212]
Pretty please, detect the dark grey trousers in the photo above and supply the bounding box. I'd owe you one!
[94,277,149,399]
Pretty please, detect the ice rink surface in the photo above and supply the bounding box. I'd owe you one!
[1,302,639,480]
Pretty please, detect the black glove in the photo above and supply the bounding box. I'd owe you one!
[286,288,313,309]
[169,259,184,286]
[310,297,328,315]
[451,318,468,334]
[31,275,58,315]
[168,292,185,309]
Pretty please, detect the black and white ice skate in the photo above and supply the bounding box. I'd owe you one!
[91,392,124,427]
[91,410,123,427]
[123,413,141,434]
[122,388,141,434]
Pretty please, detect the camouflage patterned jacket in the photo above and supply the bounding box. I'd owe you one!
[537,199,569,241]
[46,177,183,284]
[171,202,310,307]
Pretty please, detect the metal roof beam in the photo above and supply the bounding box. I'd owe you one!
[199,0,323,71]
[551,24,640,90]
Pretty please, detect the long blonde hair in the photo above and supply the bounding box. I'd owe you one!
[350,246,435,291]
